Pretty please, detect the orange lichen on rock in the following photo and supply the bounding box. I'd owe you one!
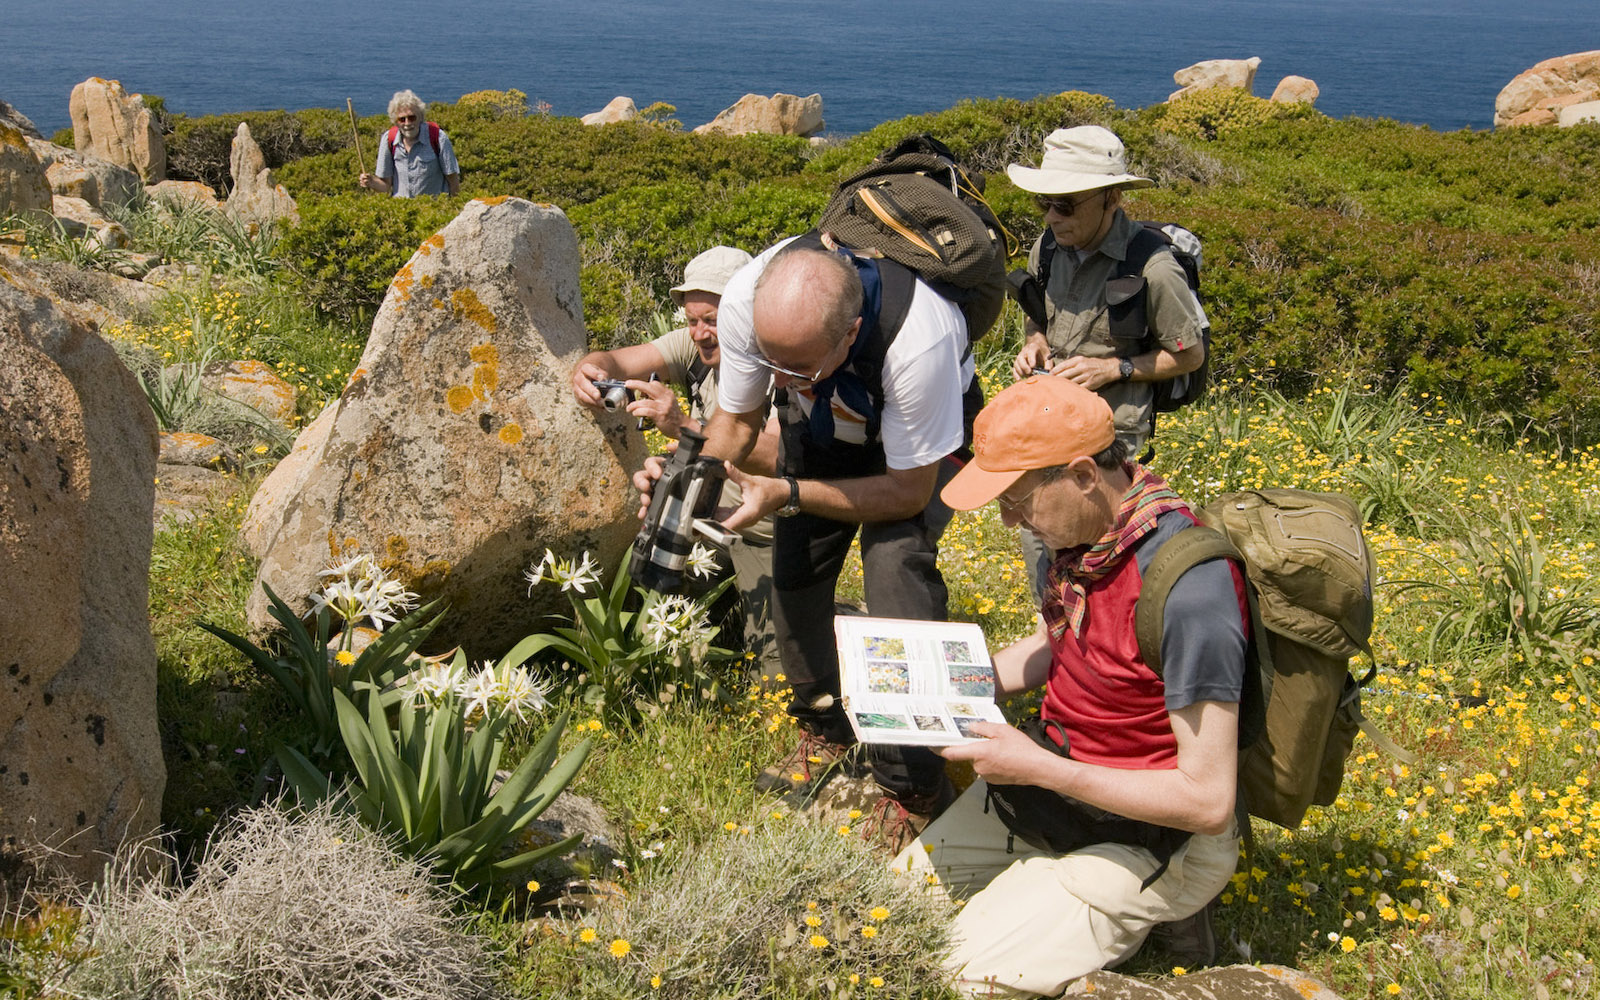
[476,195,511,206]
[446,385,476,413]
[391,263,416,302]
[451,288,497,332]
[417,233,446,256]
[498,423,524,445]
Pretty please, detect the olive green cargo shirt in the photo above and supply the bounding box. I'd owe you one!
[1028,209,1207,453]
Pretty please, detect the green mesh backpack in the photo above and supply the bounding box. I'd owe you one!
[1135,489,1415,830]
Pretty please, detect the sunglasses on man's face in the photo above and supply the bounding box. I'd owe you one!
[394,113,418,123]
[1034,192,1102,217]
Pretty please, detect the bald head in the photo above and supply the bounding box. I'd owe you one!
[752,248,863,377]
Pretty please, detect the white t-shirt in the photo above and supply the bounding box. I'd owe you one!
[717,239,975,471]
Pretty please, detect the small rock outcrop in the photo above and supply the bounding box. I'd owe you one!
[146,179,222,212]
[26,138,143,212]
[225,122,298,226]
[1064,965,1345,1000]
[1558,99,1600,126]
[69,77,166,182]
[51,195,129,249]
[1270,75,1320,105]
[582,96,638,126]
[243,198,647,656]
[1170,57,1263,100]
[202,358,298,432]
[0,97,43,139]
[0,255,163,892]
[1,123,52,217]
[1495,50,1600,127]
[694,93,824,136]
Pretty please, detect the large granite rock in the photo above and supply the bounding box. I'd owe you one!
[0,256,163,892]
[1170,57,1263,100]
[26,138,143,212]
[1064,965,1344,1000]
[582,96,638,126]
[1,123,52,217]
[69,77,165,182]
[693,92,824,136]
[225,122,298,227]
[244,197,647,656]
[1270,76,1320,105]
[1558,99,1600,126]
[1496,50,1600,127]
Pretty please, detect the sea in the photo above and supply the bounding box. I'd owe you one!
[2,0,1594,139]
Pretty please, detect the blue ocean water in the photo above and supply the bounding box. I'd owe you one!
[3,0,1592,138]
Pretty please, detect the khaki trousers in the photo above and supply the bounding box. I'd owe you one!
[890,779,1239,998]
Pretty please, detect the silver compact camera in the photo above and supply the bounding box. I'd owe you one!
[591,379,635,411]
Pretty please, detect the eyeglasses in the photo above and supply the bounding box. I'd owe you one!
[754,354,827,385]
[394,113,418,123]
[1034,192,1103,217]
[996,474,1048,512]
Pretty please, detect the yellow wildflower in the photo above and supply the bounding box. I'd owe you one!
[861,925,878,938]
[809,934,829,948]
[609,938,631,958]
[579,928,597,943]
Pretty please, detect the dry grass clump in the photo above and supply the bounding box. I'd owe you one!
[553,813,958,1000]
[50,801,500,1000]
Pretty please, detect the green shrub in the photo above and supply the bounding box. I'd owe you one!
[166,107,361,192]
[1145,87,1317,141]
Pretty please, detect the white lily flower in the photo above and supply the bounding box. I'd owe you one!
[524,549,558,594]
[495,664,551,723]
[410,661,464,707]
[558,551,602,594]
[687,543,719,579]
[456,663,503,722]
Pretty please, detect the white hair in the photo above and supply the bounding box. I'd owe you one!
[388,90,426,119]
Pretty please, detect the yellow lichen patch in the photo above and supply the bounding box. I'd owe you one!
[471,367,497,400]
[476,195,511,206]
[0,124,27,149]
[451,289,497,332]
[446,385,476,413]
[419,274,434,288]
[391,263,415,302]
[469,343,499,365]
[498,423,524,445]
[417,233,445,256]
[346,367,368,387]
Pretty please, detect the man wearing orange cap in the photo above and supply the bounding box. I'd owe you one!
[893,376,1247,997]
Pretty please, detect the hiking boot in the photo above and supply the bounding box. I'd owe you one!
[1147,900,1217,968]
[857,779,957,858]
[755,731,864,797]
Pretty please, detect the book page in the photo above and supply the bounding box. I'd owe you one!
[834,616,1009,746]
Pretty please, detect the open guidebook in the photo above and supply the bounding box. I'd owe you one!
[835,616,1009,747]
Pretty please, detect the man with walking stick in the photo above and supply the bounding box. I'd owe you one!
[356,89,460,197]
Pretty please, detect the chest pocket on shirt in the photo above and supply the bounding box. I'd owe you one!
[1106,275,1151,352]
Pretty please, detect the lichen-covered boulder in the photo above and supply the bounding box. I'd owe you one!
[1,123,52,217]
[225,122,298,227]
[0,255,162,892]
[1496,51,1600,127]
[693,93,824,136]
[69,77,165,182]
[1063,964,1345,1000]
[582,96,638,126]
[27,138,143,212]
[0,97,43,139]
[202,358,298,431]
[244,197,647,656]
[146,179,222,212]
[1170,57,1263,100]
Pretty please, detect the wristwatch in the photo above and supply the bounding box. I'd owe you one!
[776,475,802,517]
[1117,358,1135,383]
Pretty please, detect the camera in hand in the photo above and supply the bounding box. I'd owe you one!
[629,427,729,593]
[592,379,635,411]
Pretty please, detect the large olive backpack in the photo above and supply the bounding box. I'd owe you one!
[1135,489,1415,830]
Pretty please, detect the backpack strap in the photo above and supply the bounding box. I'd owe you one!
[1109,225,1174,347]
[685,355,712,414]
[427,121,442,160]
[1133,525,1244,677]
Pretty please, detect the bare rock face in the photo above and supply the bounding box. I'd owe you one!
[146,179,222,212]
[68,77,166,182]
[693,92,824,136]
[0,97,43,139]
[1170,57,1263,100]
[51,195,130,250]
[0,256,163,892]
[582,96,638,126]
[1270,75,1320,105]
[1,123,52,217]
[1558,99,1600,126]
[26,138,143,212]
[1496,51,1600,127]
[225,122,298,227]
[1063,965,1345,1000]
[244,198,647,656]
[202,358,298,431]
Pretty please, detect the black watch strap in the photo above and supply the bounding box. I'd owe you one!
[776,475,802,517]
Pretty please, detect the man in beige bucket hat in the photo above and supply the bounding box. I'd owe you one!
[571,245,781,680]
[1006,126,1206,456]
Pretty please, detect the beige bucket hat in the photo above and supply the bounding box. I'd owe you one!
[1006,125,1154,196]
[670,245,753,305]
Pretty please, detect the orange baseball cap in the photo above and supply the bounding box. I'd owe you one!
[941,375,1116,511]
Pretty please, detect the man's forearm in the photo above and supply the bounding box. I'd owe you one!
[702,408,762,466]
[788,465,937,524]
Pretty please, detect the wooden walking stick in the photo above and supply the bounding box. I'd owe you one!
[347,98,369,188]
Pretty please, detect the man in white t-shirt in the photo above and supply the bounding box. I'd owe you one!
[639,237,980,847]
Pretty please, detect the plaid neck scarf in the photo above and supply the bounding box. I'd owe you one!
[1042,464,1190,640]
